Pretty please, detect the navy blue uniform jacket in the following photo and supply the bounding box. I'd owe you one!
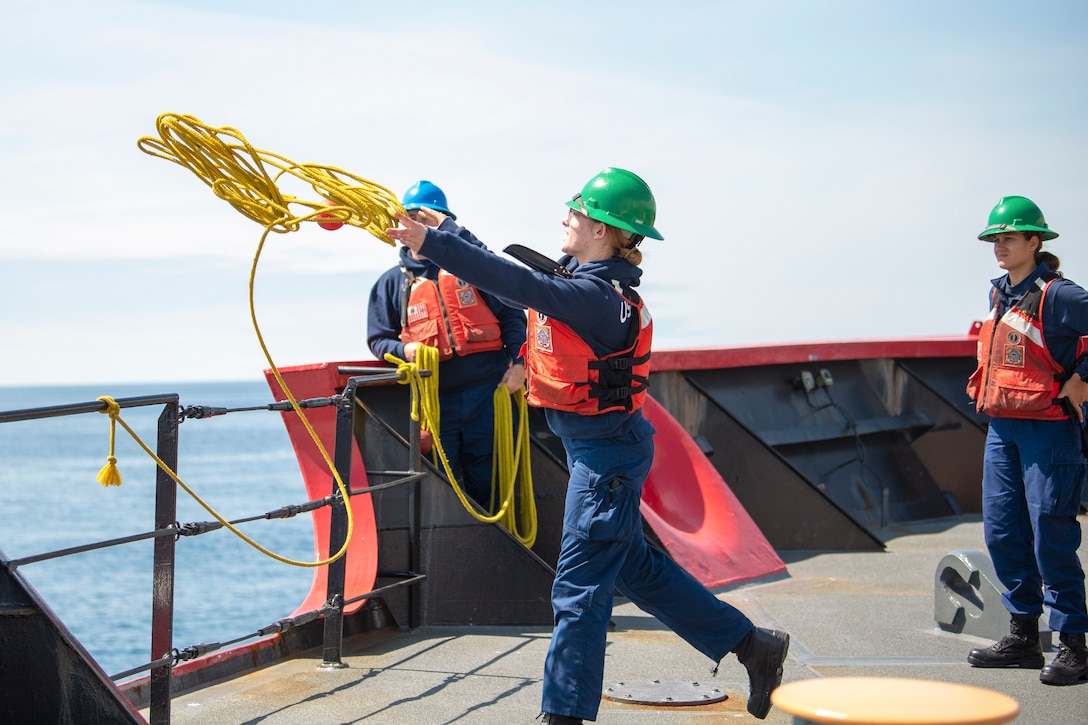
[367,217,527,394]
[416,226,648,440]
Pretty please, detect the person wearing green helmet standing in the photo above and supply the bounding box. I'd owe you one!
[387,168,790,722]
[966,195,1088,685]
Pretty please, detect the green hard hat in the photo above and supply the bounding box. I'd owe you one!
[565,167,664,241]
[978,195,1059,242]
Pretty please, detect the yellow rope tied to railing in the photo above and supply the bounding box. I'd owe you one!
[95,396,123,487]
[93,396,342,567]
[131,111,409,567]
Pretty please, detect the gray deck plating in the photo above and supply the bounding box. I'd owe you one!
[152,515,1088,724]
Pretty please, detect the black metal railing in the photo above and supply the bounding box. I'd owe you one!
[0,368,428,725]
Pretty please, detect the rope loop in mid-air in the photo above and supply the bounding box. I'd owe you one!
[131,111,415,567]
[137,112,403,243]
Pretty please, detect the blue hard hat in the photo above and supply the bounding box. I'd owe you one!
[402,180,455,220]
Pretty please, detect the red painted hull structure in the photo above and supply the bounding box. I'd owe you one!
[651,333,979,373]
[264,362,379,618]
[266,331,981,594]
[641,396,786,587]
[269,358,792,591]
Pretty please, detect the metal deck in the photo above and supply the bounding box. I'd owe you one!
[150,514,1088,724]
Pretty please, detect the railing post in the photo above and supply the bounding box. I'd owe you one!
[407,396,422,629]
[149,398,180,725]
[319,381,355,668]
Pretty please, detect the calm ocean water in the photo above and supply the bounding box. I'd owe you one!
[0,381,315,678]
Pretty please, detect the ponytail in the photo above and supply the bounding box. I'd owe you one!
[1030,233,1061,272]
[1037,250,1061,272]
[605,226,643,266]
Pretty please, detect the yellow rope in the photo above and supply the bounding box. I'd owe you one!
[493,387,537,547]
[137,112,403,243]
[384,349,511,524]
[132,112,535,562]
[249,224,355,565]
[95,397,123,487]
[129,111,411,567]
[416,345,442,470]
[94,395,346,567]
[386,348,537,541]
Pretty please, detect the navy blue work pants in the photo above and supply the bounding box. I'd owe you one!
[983,417,1088,634]
[439,378,502,508]
[541,419,754,721]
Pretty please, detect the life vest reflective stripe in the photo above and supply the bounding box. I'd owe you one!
[524,287,652,415]
[966,273,1069,420]
[400,270,504,361]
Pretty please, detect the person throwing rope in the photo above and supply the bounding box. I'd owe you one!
[386,168,789,723]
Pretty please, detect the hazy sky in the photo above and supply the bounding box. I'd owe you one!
[2,1,1086,387]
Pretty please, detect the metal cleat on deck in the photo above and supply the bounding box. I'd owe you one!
[933,549,1052,647]
[934,549,1006,640]
[931,548,1005,640]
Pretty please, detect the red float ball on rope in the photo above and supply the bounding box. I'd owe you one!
[316,199,344,231]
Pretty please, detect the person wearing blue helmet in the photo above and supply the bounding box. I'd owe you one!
[387,168,790,723]
[401,179,457,221]
[966,195,1088,685]
[368,181,527,508]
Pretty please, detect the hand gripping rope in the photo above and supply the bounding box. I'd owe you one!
[116,112,408,567]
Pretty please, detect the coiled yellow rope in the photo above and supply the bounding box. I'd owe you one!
[493,387,537,547]
[137,112,403,242]
[130,112,535,561]
[127,112,409,567]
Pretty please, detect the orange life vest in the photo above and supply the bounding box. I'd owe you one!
[400,270,504,361]
[524,288,652,415]
[966,272,1069,420]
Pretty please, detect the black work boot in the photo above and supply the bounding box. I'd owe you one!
[967,614,1045,668]
[733,626,790,719]
[1040,632,1088,685]
[536,713,582,724]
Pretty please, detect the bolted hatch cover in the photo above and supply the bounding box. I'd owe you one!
[602,679,728,706]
